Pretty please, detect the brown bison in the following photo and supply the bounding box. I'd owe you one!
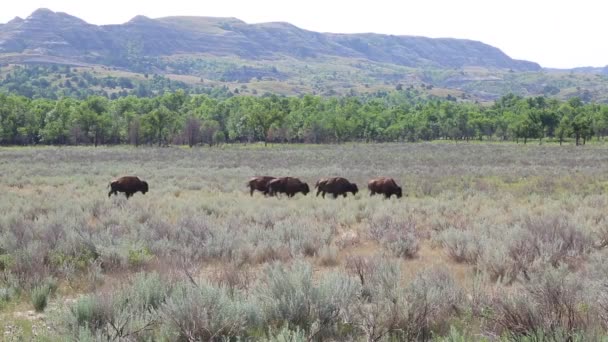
[108,176,149,199]
[368,177,402,199]
[267,177,310,197]
[316,177,358,198]
[247,176,276,196]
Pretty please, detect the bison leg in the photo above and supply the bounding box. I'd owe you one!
[250,187,255,196]
[108,190,114,197]
[343,193,347,198]
[316,189,321,197]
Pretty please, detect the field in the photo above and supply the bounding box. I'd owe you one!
[1,143,608,341]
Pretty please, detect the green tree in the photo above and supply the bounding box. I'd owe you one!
[143,105,175,146]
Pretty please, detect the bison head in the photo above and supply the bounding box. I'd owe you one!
[141,181,149,194]
[301,183,310,195]
[350,183,359,195]
[395,186,402,198]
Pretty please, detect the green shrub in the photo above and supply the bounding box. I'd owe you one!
[69,296,108,331]
[127,246,153,268]
[265,325,307,342]
[31,285,51,312]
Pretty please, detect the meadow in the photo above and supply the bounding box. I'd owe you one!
[1,142,608,341]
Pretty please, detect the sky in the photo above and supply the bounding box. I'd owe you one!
[1,0,606,69]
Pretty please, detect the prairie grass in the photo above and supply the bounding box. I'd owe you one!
[1,142,608,340]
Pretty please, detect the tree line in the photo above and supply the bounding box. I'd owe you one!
[0,90,607,146]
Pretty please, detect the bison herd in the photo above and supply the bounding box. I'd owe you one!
[108,175,402,200]
[248,176,402,199]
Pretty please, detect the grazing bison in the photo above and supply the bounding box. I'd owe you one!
[317,177,358,198]
[108,176,149,199]
[247,176,276,196]
[268,177,310,197]
[368,177,402,199]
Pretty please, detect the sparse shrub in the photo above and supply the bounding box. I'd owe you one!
[127,246,154,268]
[69,295,109,332]
[317,244,339,266]
[31,285,51,312]
[435,227,481,263]
[257,261,316,330]
[523,214,592,269]
[345,255,373,287]
[334,229,360,249]
[127,272,169,310]
[369,215,420,258]
[0,287,16,305]
[257,261,359,337]
[161,281,251,341]
[347,260,462,341]
[477,239,522,283]
[265,324,307,341]
[486,267,590,340]
[211,263,254,296]
[65,272,169,340]
[386,231,420,259]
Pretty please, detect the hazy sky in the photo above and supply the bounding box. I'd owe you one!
[1,0,605,69]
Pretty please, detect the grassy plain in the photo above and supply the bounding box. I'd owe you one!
[1,142,608,340]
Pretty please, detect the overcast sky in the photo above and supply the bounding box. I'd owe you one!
[1,0,605,69]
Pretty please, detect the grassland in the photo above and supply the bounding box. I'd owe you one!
[1,143,608,340]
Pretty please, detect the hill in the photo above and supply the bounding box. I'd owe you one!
[1,9,608,102]
[0,9,539,71]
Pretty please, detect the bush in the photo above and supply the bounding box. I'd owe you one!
[257,261,359,338]
[347,262,462,341]
[127,246,154,269]
[317,245,339,266]
[435,228,480,263]
[31,285,51,312]
[69,295,109,332]
[265,324,307,342]
[368,215,420,259]
[523,214,592,269]
[257,261,316,330]
[486,267,590,340]
[160,281,251,341]
[65,272,169,340]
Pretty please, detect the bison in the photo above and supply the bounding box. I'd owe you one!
[267,177,310,197]
[368,177,402,199]
[247,176,276,196]
[316,177,358,198]
[108,176,149,199]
